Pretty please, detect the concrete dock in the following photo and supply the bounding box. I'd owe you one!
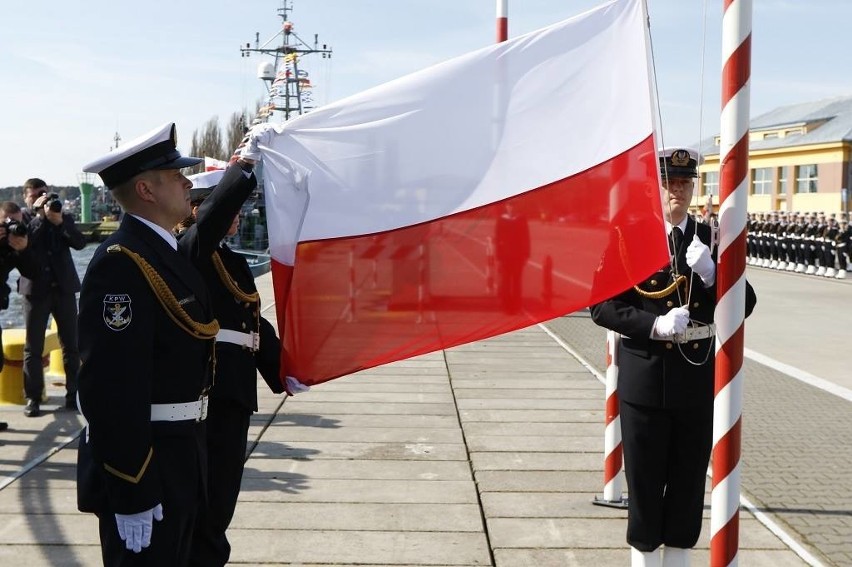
[0,265,849,566]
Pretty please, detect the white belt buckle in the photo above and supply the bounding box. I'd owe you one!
[198,395,209,422]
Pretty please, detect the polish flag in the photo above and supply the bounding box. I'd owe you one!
[256,0,667,387]
[204,156,228,171]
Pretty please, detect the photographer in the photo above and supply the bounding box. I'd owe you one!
[22,178,48,223]
[0,202,38,430]
[18,181,86,417]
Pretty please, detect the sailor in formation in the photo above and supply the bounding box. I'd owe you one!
[747,210,849,278]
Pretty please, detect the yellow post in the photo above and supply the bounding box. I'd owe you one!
[0,328,60,405]
[47,318,65,385]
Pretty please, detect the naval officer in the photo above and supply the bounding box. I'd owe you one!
[176,167,285,567]
[77,123,219,566]
[591,148,757,567]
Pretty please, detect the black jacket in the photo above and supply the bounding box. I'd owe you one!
[178,164,283,411]
[0,243,38,311]
[18,212,86,298]
[591,218,757,408]
[77,215,216,515]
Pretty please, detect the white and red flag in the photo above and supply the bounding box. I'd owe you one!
[255,0,666,387]
[204,156,228,171]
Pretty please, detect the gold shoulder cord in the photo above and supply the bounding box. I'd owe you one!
[212,251,259,303]
[212,250,261,337]
[634,274,687,299]
[107,245,220,339]
[615,226,689,301]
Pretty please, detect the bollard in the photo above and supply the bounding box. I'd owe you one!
[0,329,59,405]
[46,318,66,386]
[593,330,628,509]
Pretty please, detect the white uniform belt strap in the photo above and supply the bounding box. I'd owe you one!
[673,324,716,343]
[216,329,259,350]
[646,323,716,343]
[150,397,208,422]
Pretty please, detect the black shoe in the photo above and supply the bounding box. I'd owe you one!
[23,399,40,417]
[0,421,7,432]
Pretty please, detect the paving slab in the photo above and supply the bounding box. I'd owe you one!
[243,459,474,480]
[228,530,492,566]
[230,502,485,532]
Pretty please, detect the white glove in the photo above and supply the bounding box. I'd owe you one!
[238,122,281,162]
[115,503,163,553]
[686,234,715,286]
[285,376,311,395]
[654,307,690,338]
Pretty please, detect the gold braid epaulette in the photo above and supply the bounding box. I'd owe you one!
[633,274,687,299]
[107,244,220,339]
[212,251,260,304]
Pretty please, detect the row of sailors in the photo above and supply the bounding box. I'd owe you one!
[746,211,850,279]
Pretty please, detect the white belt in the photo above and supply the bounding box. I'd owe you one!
[646,324,716,344]
[672,324,716,343]
[216,329,259,351]
[150,396,208,422]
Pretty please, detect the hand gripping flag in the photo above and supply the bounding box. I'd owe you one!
[256,0,667,387]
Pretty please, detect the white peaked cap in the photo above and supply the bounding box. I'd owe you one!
[83,122,202,188]
[188,169,226,202]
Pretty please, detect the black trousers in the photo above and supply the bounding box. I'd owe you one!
[97,465,201,566]
[189,397,251,567]
[23,288,79,401]
[620,400,713,552]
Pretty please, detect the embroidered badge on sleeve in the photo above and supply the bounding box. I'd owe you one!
[103,294,132,331]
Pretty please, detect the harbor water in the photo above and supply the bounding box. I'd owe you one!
[0,243,98,330]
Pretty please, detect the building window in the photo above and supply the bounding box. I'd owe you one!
[703,171,719,196]
[779,166,788,195]
[753,168,773,195]
[795,164,818,193]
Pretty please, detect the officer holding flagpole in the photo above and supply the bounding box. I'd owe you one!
[591,148,756,567]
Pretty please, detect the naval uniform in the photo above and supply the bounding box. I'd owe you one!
[183,165,284,567]
[590,218,757,551]
[77,214,218,566]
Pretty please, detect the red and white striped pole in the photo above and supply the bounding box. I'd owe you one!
[711,0,752,565]
[594,330,627,508]
[496,0,508,43]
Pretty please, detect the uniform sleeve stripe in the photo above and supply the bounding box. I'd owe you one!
[103,448,153,484]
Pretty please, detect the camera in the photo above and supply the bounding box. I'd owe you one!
[0,219,27,251]
[2,219,28,238]
[44,193,62,213]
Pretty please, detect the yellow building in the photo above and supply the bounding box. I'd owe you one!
[695,95,852,215]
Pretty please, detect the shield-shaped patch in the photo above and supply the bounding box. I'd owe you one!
[103,294,132,331]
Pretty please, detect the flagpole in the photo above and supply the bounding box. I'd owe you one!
[496,0,508,42]
[711,0,752,565]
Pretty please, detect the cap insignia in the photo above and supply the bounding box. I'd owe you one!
[671,150,691,167]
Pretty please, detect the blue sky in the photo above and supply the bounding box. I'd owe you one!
[1,0,850,188]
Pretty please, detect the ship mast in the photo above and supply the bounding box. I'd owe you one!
[240,0,333,122]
